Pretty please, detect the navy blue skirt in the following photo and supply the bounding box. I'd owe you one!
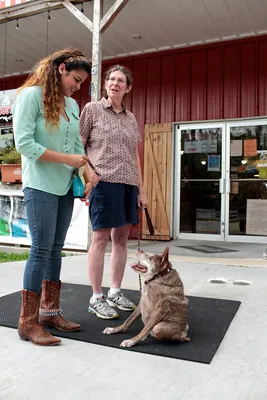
[89,181,138,231]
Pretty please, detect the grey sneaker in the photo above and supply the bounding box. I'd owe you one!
[107,291,136,311]
[88,296,119,319]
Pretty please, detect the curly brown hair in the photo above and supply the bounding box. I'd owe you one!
[19,48,90,129]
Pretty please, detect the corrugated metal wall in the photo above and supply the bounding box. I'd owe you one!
[100,35,267,154]
[2,35,267,131]
[2,35,267,238]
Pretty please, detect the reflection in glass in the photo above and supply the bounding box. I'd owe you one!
[229,124,267,236]
[229,180,267,235]
[180,128,222,234]
[181,128,222,180]
[180,181,221,234]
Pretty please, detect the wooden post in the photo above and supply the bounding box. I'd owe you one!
[91,0,129,101]
[91,0,103,102]
[62,0,93,31]
[63,0,131,246]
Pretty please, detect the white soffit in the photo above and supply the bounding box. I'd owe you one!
[0,0,267,76]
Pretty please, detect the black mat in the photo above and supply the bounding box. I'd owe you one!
[178,245,239,254]
[0,283,241,364]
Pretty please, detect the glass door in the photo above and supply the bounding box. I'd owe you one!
[225,120,267,243]
[175,123,226,240]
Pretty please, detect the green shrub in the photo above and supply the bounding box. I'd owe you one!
[1,147,21,164]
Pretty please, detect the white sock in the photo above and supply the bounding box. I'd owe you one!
[91,293,103,303]
[108,288,121,296]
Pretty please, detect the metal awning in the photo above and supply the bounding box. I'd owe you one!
[1,0,267,77]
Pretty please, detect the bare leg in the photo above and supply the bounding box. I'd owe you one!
[109,224,131,288]
[88,228,111,293]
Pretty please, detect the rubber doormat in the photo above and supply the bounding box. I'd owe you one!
[0,283,241,364]
[178,245,239,254]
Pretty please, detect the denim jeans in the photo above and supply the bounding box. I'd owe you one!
[23,188,74,294]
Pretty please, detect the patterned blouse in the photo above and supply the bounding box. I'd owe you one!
[80,97,141,187]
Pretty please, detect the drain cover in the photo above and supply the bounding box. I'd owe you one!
[178,245,239,254]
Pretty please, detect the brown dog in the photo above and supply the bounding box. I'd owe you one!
[103,247,190,348]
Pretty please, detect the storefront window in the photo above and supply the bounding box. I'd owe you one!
[180,128,222,234]
[229,124,267,236]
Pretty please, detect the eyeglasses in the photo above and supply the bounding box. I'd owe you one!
[108,77,126,84]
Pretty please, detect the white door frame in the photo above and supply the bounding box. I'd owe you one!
[225,118,267,243]
[173,122,226,241]
[173,117,267,243]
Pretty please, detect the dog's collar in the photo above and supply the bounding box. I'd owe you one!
[144,265,172,285]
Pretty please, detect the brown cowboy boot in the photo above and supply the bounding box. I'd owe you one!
[39,280,81,331]
[18,289,61,346]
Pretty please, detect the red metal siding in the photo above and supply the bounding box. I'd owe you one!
[190,50,206,121]
[223,44,239,119]
[206,47,222,120]
[160,54,175,123]
[240,42,257,118]
[131,58,146,162]
[0,75,25,91]
[258,39,267,116]
[175,52,191,121]
[144,57,161,124]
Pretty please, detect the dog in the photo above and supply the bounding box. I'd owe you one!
[103,247,190,348]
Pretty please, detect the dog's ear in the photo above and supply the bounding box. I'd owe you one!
[161,247,169,263]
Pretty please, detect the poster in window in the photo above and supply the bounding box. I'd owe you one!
[0,190,89,250]
[230,140,242,156]
[11,196,29,238]
[244,139,257,157]
[246,199,267,235]
[208,155,220,171]
[0,195,11,236]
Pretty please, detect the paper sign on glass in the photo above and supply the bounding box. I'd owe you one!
[230,140,242,156]
[244,139,257,157]
[246,199,267,235]
[208,155,220,171]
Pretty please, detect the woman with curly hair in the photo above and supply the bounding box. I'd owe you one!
[13,48,91,346]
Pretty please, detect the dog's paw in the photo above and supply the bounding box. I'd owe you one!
[102,327,116,335]
[120,339,135,348]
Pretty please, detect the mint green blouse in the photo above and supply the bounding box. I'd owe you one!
[13,86,85,195]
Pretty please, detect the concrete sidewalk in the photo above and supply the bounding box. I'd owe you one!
[125,238,267,268]
[1,252,267,400]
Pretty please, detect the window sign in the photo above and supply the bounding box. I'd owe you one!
[230,140,242,156]
[184,140,217,154]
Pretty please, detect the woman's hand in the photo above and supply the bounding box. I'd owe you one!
[138,192,148,209]
[80,173,100,202]
[81,181,93,202]
[90,171,100,187]
[66,154,88,168]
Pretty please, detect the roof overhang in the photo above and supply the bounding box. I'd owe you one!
[1,0,267,77]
